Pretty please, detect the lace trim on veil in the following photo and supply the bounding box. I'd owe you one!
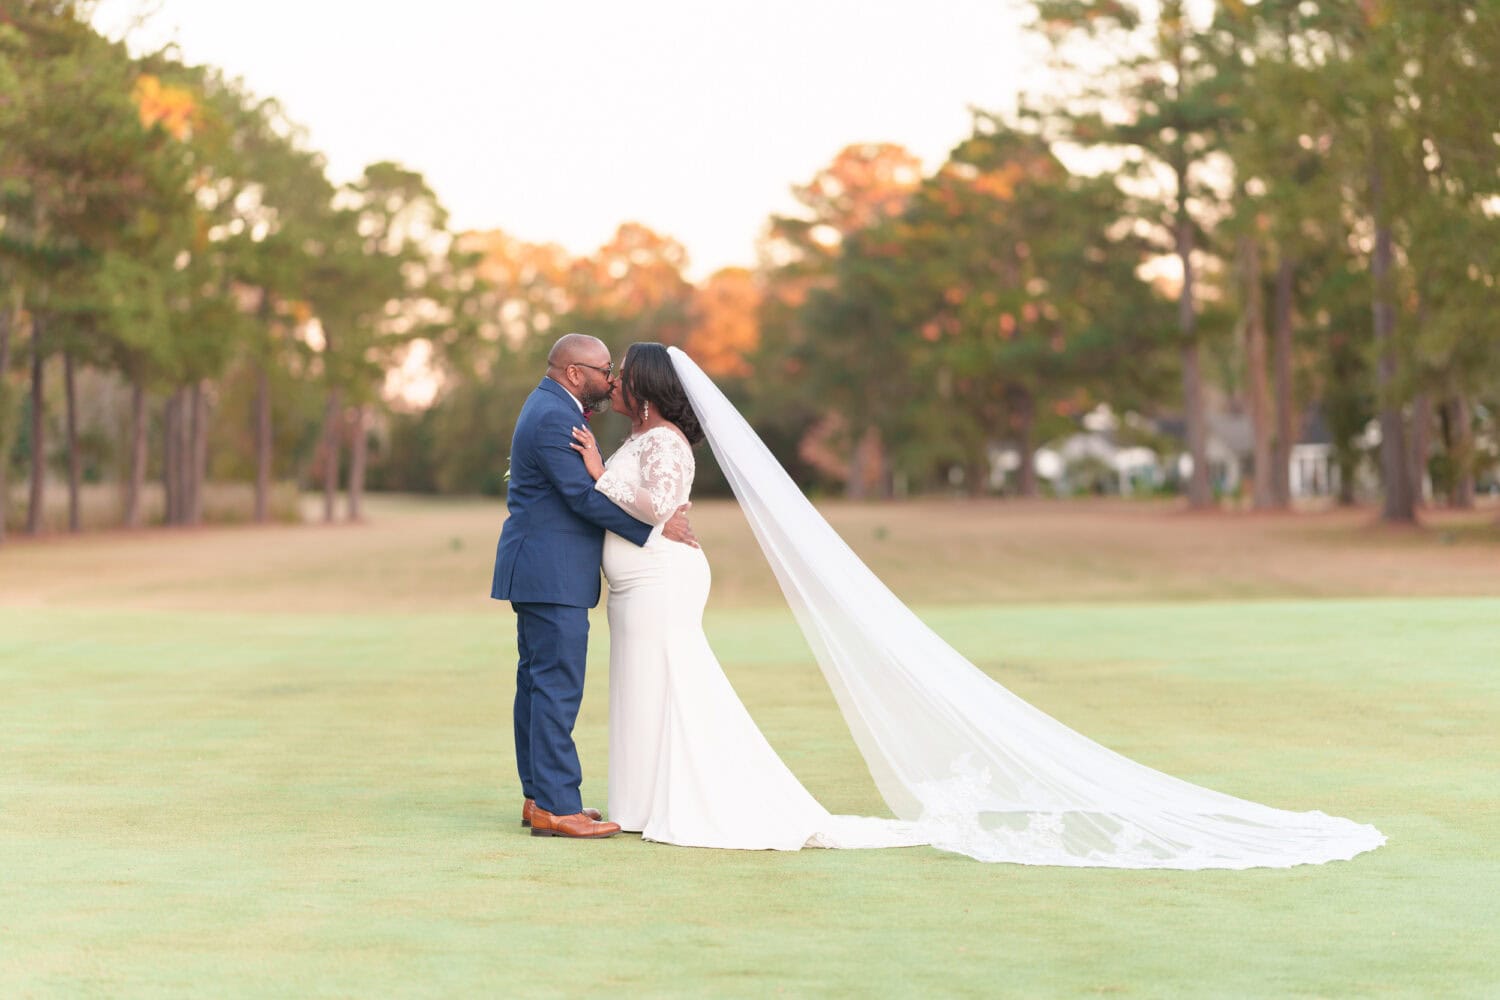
[666,346,1385,869]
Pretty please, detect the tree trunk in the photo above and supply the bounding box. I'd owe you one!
[162,392,177,524]
[184,385,198,525]
[1271,255,1295,508]
[872,430,894,501]
[1410,393,1432,508]
[1450,394,1475,509]
[188,381,208,525]
[1242,234,1274,511]
[844,422,867,501]
[1370,157,1415,523]
[0,298,12,546]
[174,389,190,524]
[254,288,274,524]
[1013,387,1038,498]
[164,388,191,526]
[1335,449,1357,507]
[124,381,146,528]
[322,387,341,523]
[26,314,45,535]
[254,365,271,523]
[64,349,80,532]
[347,402,368,522]
[1176,168,1212,509]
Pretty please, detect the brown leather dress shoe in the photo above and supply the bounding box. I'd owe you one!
[529,806,621,839]
[522,798,602,827]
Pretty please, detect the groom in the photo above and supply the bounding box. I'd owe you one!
[492,333,695,839]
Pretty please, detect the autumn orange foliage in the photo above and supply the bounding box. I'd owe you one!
[131,75,197,140]
[569,222,693,325]
[458,224,700,349]
[757,143,924,366]
[464,229,572,295]
[459,228,574,345]
[684,267,760,377]
[785,142,923,249]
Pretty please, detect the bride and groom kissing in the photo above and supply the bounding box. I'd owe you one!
[491,333,872,848]
[491,333,692,841]
[491,333,1386,865]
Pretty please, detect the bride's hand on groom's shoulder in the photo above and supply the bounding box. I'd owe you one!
[662,504,700,549]
[570,426,605,480]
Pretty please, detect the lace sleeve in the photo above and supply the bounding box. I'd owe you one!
[594,430,694,524]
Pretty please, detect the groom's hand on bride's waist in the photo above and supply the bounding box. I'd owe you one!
[662,503,700,549]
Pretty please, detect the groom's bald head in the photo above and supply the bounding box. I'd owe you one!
[545,333,615,410]
[547,333,609,372]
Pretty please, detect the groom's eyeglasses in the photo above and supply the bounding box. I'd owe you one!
[571,362,615,379]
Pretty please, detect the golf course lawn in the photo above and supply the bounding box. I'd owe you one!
[3,496,1498,997]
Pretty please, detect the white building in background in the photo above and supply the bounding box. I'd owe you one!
[990,405,1166,496]
[988,404,1360,500]
[1164,409,1357,500]
[1289,442,1340,498]
[1286,410,1348,499]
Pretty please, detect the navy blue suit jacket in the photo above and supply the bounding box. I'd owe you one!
[491,378,653,608]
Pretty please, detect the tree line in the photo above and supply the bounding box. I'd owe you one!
[2,1,1496,543]
[1021,0,1500,520]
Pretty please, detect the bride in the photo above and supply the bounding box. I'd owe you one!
[570,342,1385,868]
[571,343,910,851]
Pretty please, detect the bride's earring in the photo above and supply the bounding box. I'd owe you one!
[643,401,650,421]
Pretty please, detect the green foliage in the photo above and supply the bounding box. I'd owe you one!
[780,113,1175,494]
[1024,0,1500,513]
[4,1,1500,525]
[375,333,548,496]
[208,356,326,483]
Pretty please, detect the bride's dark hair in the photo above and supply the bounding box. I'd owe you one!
[620,343,704,445]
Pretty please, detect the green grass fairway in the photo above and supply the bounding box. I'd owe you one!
[3,497,1499,997]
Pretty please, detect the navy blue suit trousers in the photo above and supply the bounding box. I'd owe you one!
[511,601,590,815]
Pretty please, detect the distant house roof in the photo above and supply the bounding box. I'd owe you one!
[1299,408,1334,446]
[1208,413,1254,455]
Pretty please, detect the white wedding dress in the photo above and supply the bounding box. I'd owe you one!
[591,348,1386,868]
[597,426,920,851]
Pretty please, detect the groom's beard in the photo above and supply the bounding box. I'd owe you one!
[581,385,614,411]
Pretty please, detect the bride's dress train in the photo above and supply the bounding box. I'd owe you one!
[592,348,1385,868]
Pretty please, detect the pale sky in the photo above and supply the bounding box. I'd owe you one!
[94,1,1040,280]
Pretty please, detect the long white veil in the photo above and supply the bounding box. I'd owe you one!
[667,346,1385,868]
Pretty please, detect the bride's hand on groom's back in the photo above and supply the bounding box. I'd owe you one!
[662,504,700,549]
